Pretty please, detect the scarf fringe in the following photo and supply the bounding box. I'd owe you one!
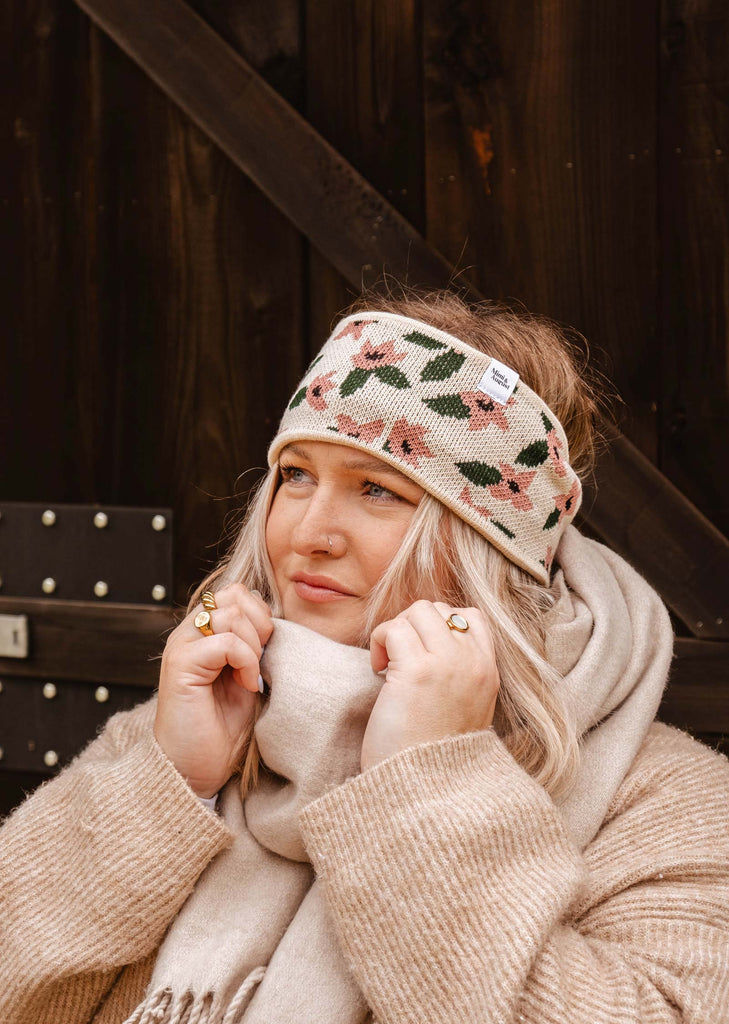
[124,969,266,1024]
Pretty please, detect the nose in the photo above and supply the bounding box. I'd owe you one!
[290,484,345,557]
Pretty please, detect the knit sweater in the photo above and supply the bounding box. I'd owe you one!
[1,699,728,1024]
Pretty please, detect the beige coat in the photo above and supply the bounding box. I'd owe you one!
[1,695,728,1024]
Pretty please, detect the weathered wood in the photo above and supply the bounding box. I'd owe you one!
[659,1,729,540]
[661,638,729,733]
[423,0,660,460]
[73,0,456,295]
[0,597,174,687]
[305,0,425,350]
[581,428,729,638]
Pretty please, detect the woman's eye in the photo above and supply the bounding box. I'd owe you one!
[365,481,400,502]
[279,464,308,484]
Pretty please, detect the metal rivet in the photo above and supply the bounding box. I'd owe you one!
[42,682,57,699]
[0,746,3,761]
[0,680,3,693]
[93,511,109,529]
[42,577,57,594]
[697,620,704,629]
[152,584,167,602]
[41,509,56,527]
[95,685,110,703]
[717,617,724,625]
[43,749,59,767]
[151,514,167,532]
[94,580,109,598]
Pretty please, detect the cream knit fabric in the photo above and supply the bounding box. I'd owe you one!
[269,312,582,583]
[1,537,728,1022]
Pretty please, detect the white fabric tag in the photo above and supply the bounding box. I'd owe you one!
[477,358,519,405]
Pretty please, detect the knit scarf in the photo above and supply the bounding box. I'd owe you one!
[125,526,672,1024]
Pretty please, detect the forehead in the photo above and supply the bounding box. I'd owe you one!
[280,442,412,482]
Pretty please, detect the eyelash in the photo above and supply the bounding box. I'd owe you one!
[278,463,402,503]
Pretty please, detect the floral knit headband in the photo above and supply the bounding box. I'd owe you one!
[268,313,582,584]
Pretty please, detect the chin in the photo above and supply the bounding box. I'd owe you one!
[284,604,364,648]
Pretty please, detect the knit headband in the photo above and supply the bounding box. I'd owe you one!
[268,312,582,584]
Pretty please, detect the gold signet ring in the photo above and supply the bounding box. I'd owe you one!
[201,591,217,611]
[194,610,214,636]
[446,613,469,633]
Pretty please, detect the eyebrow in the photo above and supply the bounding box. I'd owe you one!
[281,443,412,483]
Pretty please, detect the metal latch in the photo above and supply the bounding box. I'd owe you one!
[0,614,29,658]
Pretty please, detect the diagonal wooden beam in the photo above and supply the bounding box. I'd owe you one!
[74,0,729,637]
[75,0,458,297]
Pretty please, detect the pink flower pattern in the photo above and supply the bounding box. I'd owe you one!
[333,319,376,343]
[487,462,537,512]
[546,428,567,477]
[459,485,492,520]
[306,371,337,411]
[553,480,580,523]
[387,418,434,468]
[351,338,407,371]
[336,414,385,443]
[460,391,514,432]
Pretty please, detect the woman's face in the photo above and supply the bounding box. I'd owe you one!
[266,441,424,645]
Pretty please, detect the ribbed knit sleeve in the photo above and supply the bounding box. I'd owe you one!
[300,724,729,1024]
[0,699,232,1024]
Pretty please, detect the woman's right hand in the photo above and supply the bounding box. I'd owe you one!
[153,584,274,798]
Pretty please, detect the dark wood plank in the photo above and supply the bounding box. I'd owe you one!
[661,638,729,733]
[0,597,174,686]
[0,1,116,503]
[659,0,729,539]
[305,0,425,351]
[73,0,455,296]
[422,0,660,461]
[581,427,729,638]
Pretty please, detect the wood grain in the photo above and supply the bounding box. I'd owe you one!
[423,0,660,460]
[305,0,425,351]
[659,0,729,538]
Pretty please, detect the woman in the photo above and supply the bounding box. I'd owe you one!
[2,291,728,1024]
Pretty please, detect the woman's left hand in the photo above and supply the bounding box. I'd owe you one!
[361,601,500,771]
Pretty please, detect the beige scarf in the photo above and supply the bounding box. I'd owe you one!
[125,526,672,1024]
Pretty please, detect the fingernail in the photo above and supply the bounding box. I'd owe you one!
[251,589,262,598]
[257,674,265,693]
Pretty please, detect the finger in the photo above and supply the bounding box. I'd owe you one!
[200,583,273,645]
[191,632,263,692]
[370,616,427,673]
[194,605,264,658]
[396,600,463,654]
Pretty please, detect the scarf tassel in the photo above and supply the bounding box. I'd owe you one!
[124,968,266,1024]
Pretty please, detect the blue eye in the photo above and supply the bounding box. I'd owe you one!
[364,480,400,502]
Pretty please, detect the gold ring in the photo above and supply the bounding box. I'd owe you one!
[201,591,217,611]
[446,613,469,633]
[194,610,214,637]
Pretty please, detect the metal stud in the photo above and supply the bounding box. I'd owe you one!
[41,509,57,527]
[151,514,167,532]
[93,511,109,529]
[95,685,110,703]
[42,577,57,594]
[43,750,59,767]
[42,682,57,699]
[0,746,3,761]
[152,584,167,602]
[0,680,3,693]
[94,580,109,598]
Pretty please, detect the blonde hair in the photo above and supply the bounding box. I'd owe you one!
[191,288,607,799]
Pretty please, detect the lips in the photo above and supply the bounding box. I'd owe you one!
[291,573,356,601]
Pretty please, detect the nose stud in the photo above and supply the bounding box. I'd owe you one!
[327,535,333,553]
